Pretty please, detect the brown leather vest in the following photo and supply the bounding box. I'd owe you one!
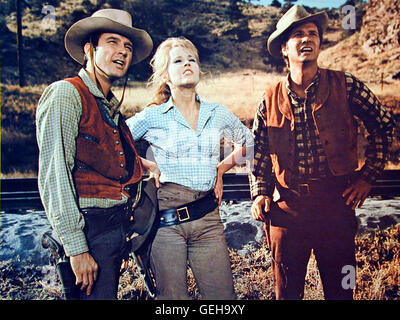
[265,68,358,188]
[65,76,142,199]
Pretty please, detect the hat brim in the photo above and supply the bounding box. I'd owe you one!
[65,16,153,65]
[267,11,328,58]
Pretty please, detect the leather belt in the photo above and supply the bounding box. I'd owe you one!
[81,203,128,216]
[158,192,219,228]
[292,175,351,196]
[296,178,322,196]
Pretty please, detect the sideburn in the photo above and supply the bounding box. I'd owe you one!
[87,37,129,113]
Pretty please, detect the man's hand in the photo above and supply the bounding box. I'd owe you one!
[342,178,372,210]
[70,252,98,296]
[251,195,272,222]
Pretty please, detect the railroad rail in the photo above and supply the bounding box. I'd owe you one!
[1,171,400,211]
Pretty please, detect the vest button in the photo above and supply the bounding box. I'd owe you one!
[113,129,117,134]
[116,140,120,145]
[120,163,124,168]
[120,151,124,155]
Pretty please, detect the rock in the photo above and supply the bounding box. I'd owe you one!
[219,201,265,255]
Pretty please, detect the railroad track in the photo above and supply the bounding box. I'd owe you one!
[1,171,400,211]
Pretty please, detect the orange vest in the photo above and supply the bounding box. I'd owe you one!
[265,68,358,188]
[65,76,143,199]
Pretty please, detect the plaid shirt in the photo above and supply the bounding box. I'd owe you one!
[36,69,128,257]
[127,96,254,191]
[249,70,395,199]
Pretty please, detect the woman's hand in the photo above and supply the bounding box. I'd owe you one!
[140,157,161,188]
[214,172,223,206]
[148,163,161,188]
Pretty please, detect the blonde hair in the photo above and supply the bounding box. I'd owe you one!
[147,37,201,106]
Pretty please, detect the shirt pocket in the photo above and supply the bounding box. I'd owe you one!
[155,134,196,159]
[198,128,221,159]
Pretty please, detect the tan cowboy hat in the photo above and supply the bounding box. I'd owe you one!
[65,9,153,65]
[267,5,329,58]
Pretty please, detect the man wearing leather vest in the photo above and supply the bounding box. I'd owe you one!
[249,5,395,300]
[36,9,154,299]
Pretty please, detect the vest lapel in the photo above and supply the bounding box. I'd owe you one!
[277,80,295,131]
[313,69,330,112]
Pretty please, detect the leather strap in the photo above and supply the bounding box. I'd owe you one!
[158,192,219,228]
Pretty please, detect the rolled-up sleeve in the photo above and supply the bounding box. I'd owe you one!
[248,96,275,199]
[345,73,396,183]
[220,105,254,148]
[126,108,150,141]
[36,81,88,257]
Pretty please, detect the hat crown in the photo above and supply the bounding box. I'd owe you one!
[276,5,310,29]
[267,5,328,57]
[91,9,133,28]
[65,8,153,65]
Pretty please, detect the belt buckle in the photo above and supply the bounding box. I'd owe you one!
[298,183,311,196]
[176,206,190,222]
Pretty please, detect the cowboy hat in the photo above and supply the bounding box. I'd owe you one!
[267,5,329,58]
[65,9,153,65]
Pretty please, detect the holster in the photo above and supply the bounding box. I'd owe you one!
[124,178,159,298]
[41,232,80,300]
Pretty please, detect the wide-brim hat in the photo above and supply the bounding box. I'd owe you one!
[267,5,329,58]
[65,9,153,65]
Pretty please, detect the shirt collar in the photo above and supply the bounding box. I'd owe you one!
[78,68,120,110]
[162,94,202,113]
[286,69,321,100]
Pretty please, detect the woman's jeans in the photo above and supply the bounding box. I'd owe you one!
[151,183,236,300]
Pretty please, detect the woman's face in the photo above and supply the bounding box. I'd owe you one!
[167,46,200,89]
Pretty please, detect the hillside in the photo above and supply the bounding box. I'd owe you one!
[1,0,399,175]
[2,0,398,86]
[1,0,283,85]
[319,0,400,91]
[1,0,361,85]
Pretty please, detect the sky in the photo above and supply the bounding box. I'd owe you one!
[251,0,357,9]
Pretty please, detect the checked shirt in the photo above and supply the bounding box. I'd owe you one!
[249,70,396,199]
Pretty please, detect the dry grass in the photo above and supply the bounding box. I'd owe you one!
[2,67,399,176]
[2,224,399,300]
[355,226,400,300]
[119,69,284,122]
[114,224,400,300]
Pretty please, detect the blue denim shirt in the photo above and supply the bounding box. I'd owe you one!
[126,96,254,191]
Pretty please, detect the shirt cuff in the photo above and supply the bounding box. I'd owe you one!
[59,229,89,257]
[359,165,382,185]
[248,176,275,200]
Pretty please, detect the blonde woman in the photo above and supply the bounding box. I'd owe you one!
[126,37,253,300]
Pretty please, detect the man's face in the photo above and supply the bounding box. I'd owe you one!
[87,32,133,81]
[281,22,321,65]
